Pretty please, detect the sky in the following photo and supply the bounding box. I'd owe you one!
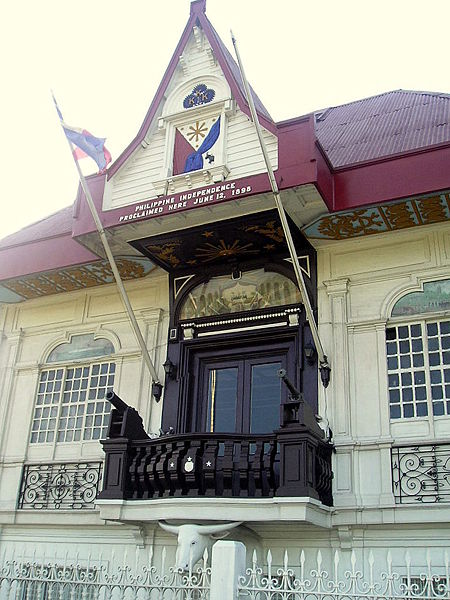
[0,0,448,242]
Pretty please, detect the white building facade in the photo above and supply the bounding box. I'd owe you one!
[0,1,449,595]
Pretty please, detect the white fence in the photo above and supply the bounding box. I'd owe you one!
[0,543,448,600]
[237,547,450,600]
[0,548,210,600]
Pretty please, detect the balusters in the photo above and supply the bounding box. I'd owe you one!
[153,442,169,497]
[184,440,203,496]
[163,440,181,497]
[167,441,187,497]
[221,440,235,497]
[128,445,146,499]
[238,440,250,497]
[141,444,158,499]
[262,440,277,496]
[202,439,219,496]
[101,433,286,498]
[248,440,264,497]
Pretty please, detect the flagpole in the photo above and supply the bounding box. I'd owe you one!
[230,32,331,387]
[54,100,160,386]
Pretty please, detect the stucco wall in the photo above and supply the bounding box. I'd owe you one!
[317,221,450,511]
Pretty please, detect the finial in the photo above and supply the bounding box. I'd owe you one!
[190,0,206,15]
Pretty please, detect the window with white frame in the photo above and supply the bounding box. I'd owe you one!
[30,335,116,443]
[386,279,450,421]
[386,320,449,419]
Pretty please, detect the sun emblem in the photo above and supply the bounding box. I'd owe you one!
[196,239,257,263]
[187,121,208,146]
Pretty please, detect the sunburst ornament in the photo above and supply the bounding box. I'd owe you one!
[187,121,208,146]
[196,239,257,263]
[176,116,218,151]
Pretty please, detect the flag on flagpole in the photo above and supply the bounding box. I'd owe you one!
[53,95,112,173]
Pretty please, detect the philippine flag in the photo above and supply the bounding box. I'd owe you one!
[63,124,112,173]
[53,95,112,173]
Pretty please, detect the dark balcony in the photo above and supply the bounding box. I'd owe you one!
[98,392,333,506]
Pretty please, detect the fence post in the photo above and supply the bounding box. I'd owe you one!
[210,541,246,600]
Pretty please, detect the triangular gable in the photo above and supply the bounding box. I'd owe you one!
[108,0,276,180]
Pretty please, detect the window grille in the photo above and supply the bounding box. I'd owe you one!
[386,320,450,419]
[30,362,115,443]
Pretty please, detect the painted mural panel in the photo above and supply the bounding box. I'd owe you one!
[179,269,301,319]
[392,279,450,316]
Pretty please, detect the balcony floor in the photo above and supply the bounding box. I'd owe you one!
[95,495,333,528]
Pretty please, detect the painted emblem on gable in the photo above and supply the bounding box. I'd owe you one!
[173,116,221,175]
[183,84,215,108]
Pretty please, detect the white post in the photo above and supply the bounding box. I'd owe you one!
[210,541,246,600]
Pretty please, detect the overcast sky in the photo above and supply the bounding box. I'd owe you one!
[0,0,448,241]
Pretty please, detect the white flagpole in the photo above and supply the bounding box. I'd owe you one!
[53,97,160,386]
[230,33,331,387]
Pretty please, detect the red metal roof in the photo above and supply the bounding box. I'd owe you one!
[0,206,73,249]
[315,90,450,168]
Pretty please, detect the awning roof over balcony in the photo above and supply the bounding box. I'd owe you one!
[129,209,310,273]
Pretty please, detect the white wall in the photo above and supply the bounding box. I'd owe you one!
[0,269,169,514]
[317,222,450,511]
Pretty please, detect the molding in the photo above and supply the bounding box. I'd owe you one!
[331,503,450,527]
[139,308,165,324]
[337,525,353,550]
[96,497,333,529]
[131,524,147,548]
[333,438,394,450]
[0,509,106,527]
[155,165,230,197]
[198,321,286,337]
[323,279,350,296]
[347,319,388,333]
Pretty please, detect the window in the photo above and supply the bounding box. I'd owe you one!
[204,359,282,433]
[188,339,292,434]
[386,320,450,419]
[30,335,116,443]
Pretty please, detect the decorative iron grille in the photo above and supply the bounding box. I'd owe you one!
[17,462,103,510]
[391,444,450,503]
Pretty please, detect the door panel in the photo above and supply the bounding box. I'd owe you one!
[206,366,239,432]
[200,350,288,433]
[249,361,282,433]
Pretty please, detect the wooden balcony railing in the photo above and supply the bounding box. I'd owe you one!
[99,392,333,506]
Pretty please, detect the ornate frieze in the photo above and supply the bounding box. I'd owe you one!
[303,190,450,240]
[1,256,154,302]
